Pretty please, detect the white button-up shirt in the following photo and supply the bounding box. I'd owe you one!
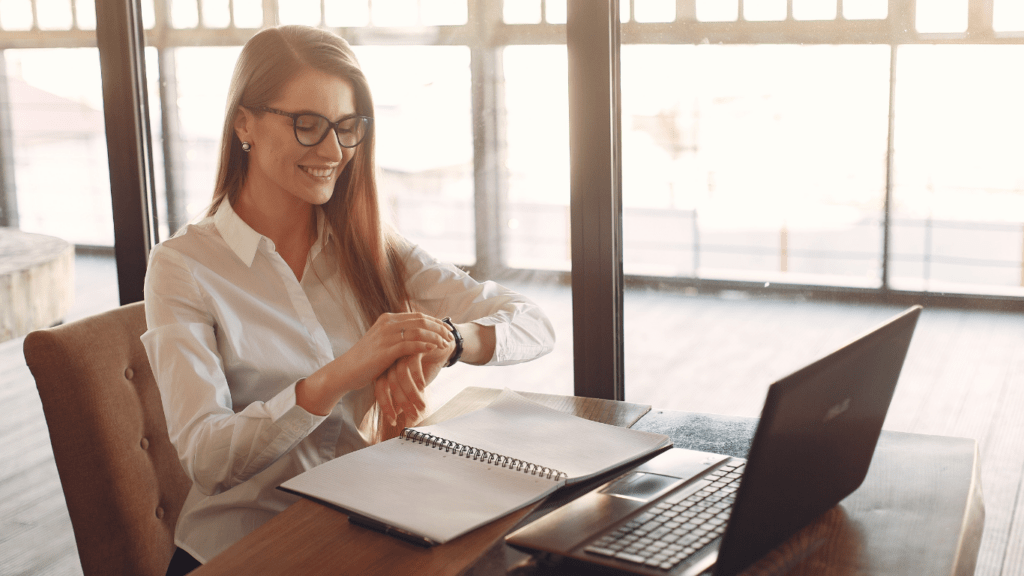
[141,201,555,563]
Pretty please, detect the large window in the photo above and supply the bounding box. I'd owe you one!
[4,48,113,246]
[504,44,570,271]
[621,44,891,286]
[890,45,1024,297]
[2,0,1022,406]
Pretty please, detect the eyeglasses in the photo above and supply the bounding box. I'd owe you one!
[253,106,373,148]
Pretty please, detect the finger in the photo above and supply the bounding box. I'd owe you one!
[394,358,427,413]
[399,329,446,349]
[390,340,437,358]
[374,375,398,427]
[408,354,428,392]
[381,312,448,331]
[388,369,414,419]
[373,313,451,350]
[396,315,452,341]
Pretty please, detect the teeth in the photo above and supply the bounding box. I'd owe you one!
[302,166,334,178]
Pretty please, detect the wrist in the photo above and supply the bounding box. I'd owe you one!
[296,373,332,417]
[440,317,464,367]
[450,322,496,365]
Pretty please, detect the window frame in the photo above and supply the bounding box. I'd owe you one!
[7,0,1023,404]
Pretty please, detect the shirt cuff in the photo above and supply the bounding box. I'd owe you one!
[264,380,329,436]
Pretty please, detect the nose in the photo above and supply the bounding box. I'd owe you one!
[315,129,344,161]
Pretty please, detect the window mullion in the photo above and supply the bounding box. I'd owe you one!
[95,0,159,304]
[567,0,624,400]
[0,54,18,228]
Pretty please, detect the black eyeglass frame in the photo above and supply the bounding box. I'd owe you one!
[250,105,373,148]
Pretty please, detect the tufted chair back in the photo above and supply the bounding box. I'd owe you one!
[24,302,191,576]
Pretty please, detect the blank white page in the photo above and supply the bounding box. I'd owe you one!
[279,435,563,544]
[411,389,671,483]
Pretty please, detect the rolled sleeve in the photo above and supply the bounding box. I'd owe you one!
[401,240,556,366]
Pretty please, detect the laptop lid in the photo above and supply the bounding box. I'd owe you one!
[507,305,922,576]
[712,304,921,575]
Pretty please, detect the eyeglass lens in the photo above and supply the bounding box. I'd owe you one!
[294,114,369,148]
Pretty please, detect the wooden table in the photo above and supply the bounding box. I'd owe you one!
[193,387,984,576]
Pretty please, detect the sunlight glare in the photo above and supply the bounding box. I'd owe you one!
[202,0,231,28]
[233,0,263,28]
[843,0,887,19]
[0,0,33,31]
[696,0,738,22]
[326,0,370,27]
[279,0,321,26]
[372,0,419,26]
[504,0,542,24]
[36,0,73,31]
[994,0,1024,31]
[744,0,786,22]
[420,0,468,25]
[171,0,198,28]
[546,0,567,24]
[916,0,968,33]
[76,0,97,29]
[634,0,675,23]
[793,0,837,21]
[7,49,104,110]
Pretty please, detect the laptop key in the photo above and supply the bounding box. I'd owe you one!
[584,546,617,557]
[615,552,648,564]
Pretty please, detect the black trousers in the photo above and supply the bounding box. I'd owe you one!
[165,547,202,576]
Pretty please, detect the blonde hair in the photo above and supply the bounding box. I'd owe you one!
[212,25,409,327]
[212,25,410,439]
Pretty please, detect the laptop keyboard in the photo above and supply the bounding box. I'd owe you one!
[583,461,745,572]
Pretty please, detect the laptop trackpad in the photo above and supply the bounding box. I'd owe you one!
[601,472,681,502]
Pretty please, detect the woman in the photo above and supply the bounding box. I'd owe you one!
[142,25,555,575]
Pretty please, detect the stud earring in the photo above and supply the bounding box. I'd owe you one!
[241,141,251,152]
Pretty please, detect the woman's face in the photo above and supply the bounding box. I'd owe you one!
[236,68,359,209]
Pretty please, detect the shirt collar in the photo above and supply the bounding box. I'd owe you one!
[309,208,332,262]
[214,199,332,268]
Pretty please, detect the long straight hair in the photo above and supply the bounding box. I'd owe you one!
[211,25,410,439]
[211,25,409,328]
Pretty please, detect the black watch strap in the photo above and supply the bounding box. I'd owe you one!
[441,317,463,367]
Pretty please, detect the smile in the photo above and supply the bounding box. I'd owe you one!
[300,165,336,179]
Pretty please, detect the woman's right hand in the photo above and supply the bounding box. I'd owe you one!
[374,336,453,426]
[296,312,452,416]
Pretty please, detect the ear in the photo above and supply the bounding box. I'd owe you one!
[234,106,255,145]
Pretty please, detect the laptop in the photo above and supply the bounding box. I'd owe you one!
[507,305,922,576]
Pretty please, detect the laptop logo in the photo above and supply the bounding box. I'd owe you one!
[824,398,851,423]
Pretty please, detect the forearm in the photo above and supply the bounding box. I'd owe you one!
[298,312,453,416]
[455,322,496,366]
[296,362,358,416]
[176,402,320,495]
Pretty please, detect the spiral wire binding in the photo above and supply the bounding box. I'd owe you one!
[400,429,569,481]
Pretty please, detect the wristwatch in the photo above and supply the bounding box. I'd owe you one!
[441,317,464,367]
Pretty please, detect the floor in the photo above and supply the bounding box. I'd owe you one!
[1,253,1021,575]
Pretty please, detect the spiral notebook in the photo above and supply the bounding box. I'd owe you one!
[278,388,672,545]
